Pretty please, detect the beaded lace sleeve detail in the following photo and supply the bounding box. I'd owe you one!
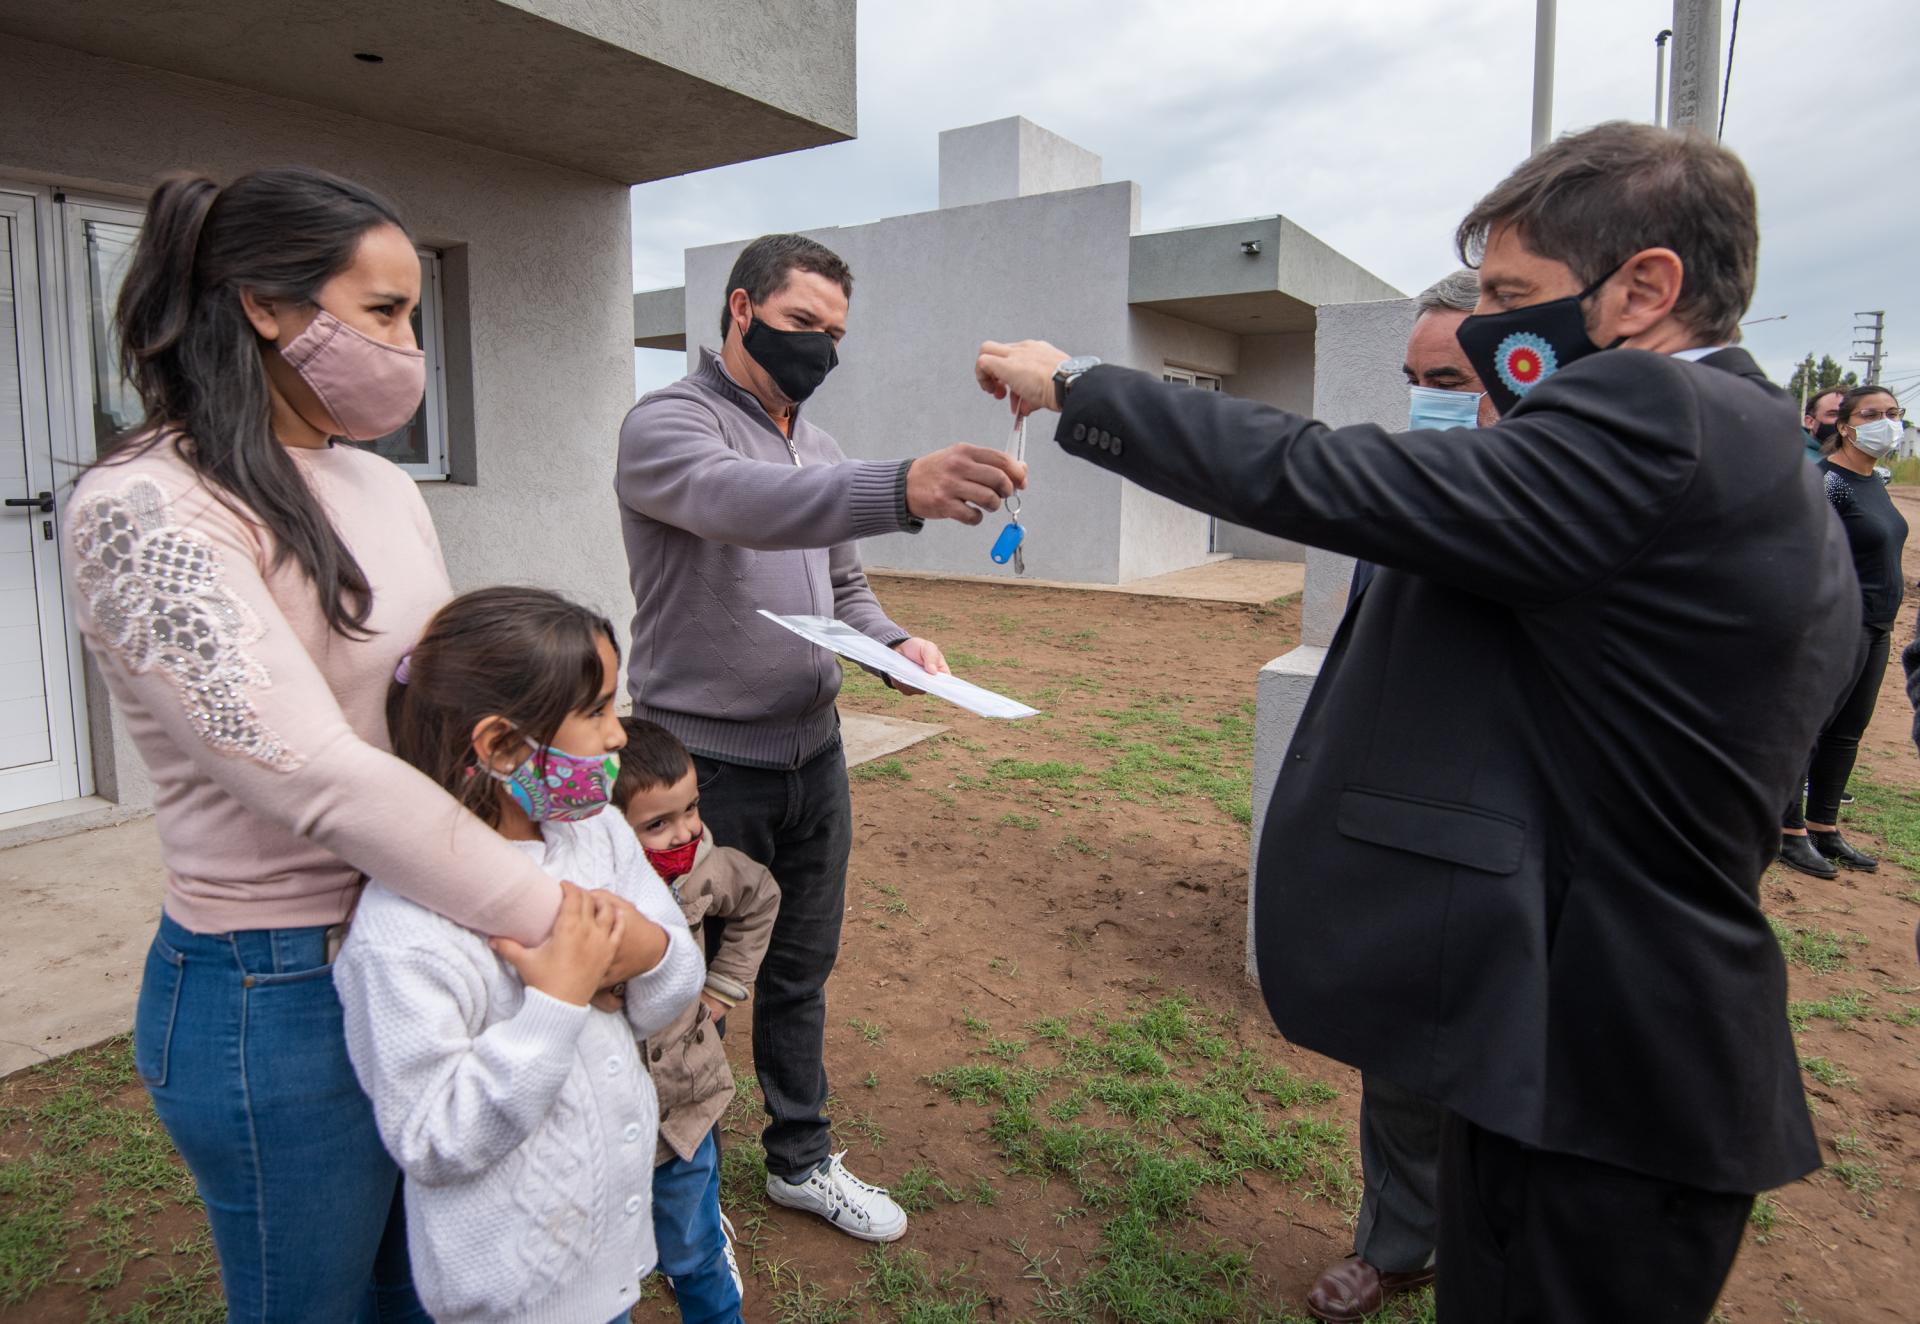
[1823,468,1854,514]
[70,477,303,771]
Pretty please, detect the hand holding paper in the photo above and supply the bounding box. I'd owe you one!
[758,612,1039,720]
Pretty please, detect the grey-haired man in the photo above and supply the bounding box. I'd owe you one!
[1304,269,1491,1323]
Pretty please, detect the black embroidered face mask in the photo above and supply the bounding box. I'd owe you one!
[742,315,839,405]
[1454,260,1626,416]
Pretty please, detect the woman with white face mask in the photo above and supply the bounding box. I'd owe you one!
[1780,385,1910,878]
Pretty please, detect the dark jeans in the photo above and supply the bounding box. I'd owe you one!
[691,737,852,1181]
[1353,1074,1444,1273]
[1436,1112,1751,1323]
[1785,624,1890,829]
[133,913,429,1323]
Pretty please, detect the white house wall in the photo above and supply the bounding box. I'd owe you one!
[677,182,1145,586]
[0,38,635,813]
[1215,331,1316,562]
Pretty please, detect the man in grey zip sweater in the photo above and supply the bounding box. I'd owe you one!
[616,234,1024,1242]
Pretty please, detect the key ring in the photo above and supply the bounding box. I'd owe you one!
[1004,410,1025,520]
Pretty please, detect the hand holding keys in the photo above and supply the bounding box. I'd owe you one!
[990,410,1028,575]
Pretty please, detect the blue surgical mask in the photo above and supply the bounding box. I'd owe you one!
[1408,384,1484,431]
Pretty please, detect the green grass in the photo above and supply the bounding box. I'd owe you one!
[0,1037,222,1320]
[1085,699,1258,824]
[998,811,1042,831]
[848,1018,888,1047]
[921,998,1355,1321]
[1801,1056,1857,1089]
[852,758,912,783]
[1769,917,1858,974]
[1836,776,1920,873]
[1788,989,1875,1030]
[1749,1193,1778,1243]
[958,759,1087,792]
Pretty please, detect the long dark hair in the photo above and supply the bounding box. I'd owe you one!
[388,588,618,828]
[106,166,410,638]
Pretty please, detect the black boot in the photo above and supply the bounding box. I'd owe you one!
[1810,829,1878,871]
[1779,832,1838,879]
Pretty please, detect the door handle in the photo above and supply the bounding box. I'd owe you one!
[4,491,53,514]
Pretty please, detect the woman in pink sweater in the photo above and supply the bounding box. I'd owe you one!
[63,168,650,1322]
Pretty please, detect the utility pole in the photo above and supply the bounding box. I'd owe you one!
[1852,311,1886,385]
[1531,0,1556,152]
[1654,29,1673,125]
[1667,0,1721,133]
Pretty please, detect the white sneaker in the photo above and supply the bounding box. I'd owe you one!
[764,1151,908,1242]
[719,1211,744,1299]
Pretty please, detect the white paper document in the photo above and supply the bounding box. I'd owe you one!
[757,611,1040,720]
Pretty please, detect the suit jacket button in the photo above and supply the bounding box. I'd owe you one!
[1110,437,1124,456]
[1072,423,1087,441]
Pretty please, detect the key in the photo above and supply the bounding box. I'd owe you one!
[1013,542,1027,576]
[990,520,1025,565]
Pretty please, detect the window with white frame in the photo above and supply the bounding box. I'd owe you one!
[64,202,450,480]
[1162,367,1222,391]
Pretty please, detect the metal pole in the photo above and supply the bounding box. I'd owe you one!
[1654,29,1673,125]
[1531,0,1557,152]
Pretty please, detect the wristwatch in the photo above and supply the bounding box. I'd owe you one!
[1052,355,1102,408]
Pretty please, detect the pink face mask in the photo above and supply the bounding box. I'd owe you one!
[279,307,425,442]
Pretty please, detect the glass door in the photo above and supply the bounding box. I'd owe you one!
[0,188,83,813]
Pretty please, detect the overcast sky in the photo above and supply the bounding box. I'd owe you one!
[632,0,1919,407]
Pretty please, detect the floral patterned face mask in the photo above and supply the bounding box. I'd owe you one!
[491,744,620,822]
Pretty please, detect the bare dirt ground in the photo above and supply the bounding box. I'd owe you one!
[6,548,1920,1323]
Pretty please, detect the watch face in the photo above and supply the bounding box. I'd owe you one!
[1061,356,1101,374]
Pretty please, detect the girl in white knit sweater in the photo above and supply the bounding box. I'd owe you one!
[336,588,704,1324]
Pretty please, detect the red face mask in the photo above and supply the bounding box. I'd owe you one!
[644,837,699,882]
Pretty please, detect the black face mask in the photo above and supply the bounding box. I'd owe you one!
[1455,262,1626,416]
[742,316,838,405]
[1813,421,1839,443]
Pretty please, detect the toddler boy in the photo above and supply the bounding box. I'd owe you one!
[614,719,780,1324]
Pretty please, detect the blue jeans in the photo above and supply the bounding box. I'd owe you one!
[653,1132,741,1324]
[133,913,429,1323]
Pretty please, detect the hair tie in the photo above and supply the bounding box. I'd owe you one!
[394,649,413,685]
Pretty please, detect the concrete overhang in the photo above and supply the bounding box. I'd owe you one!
[1129,216,1403,335]
[634,287,688,351]
[0,0,856,184]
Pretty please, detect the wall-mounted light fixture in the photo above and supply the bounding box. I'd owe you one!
[1241,240,1262,256]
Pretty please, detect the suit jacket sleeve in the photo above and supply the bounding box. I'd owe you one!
[1055,354,1700,608]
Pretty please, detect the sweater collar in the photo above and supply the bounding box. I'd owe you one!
[698,347,803,436]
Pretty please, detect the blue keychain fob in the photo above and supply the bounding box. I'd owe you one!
[990,521,1025,565]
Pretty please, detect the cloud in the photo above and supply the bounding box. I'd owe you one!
[633,0,1920,397]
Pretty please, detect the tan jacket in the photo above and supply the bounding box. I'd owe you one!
[644,830,779,1164]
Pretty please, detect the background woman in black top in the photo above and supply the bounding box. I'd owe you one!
[1781,385,1910,876]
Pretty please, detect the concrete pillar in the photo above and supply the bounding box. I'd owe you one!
[1247,297,1414,979]
[1666,0,1722,133]
[937,117,1102,210]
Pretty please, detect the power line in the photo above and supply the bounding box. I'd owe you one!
[1718,0,1742,139]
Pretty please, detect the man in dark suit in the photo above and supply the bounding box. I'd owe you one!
[974,122,1856,1322]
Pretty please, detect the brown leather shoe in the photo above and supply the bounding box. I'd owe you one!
[1304,1255,1437,1323]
